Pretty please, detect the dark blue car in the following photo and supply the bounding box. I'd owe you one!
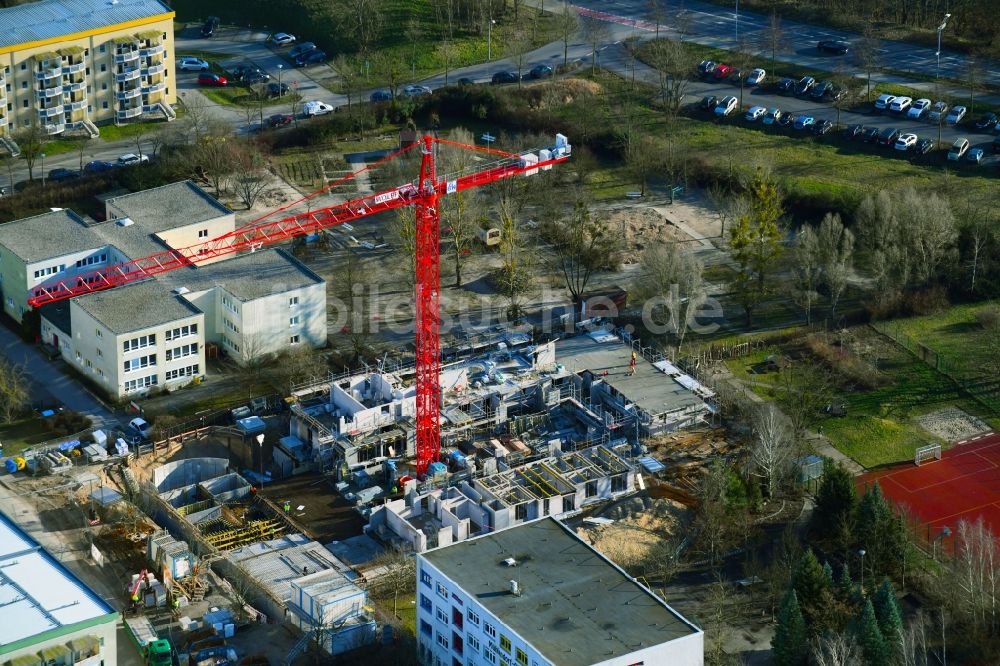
[84,160,116,173]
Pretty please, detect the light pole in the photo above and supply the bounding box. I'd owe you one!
[858,548,866,592]
[40,152,46,186]
[935,13,951,96]
[256,433,266,486]
[487,19,496,61]
[277,64,283,94]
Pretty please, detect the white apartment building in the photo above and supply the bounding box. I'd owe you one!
[417,517,704,666]
[0,181,328,398]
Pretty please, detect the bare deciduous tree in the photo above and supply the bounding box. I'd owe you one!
[230,146,272,209]
[13,123,49,181]
[854,27,881,101]
[583,18,612,74]
[812,632,862,666]
[760,11,787,70]
[343,0,384,56]
[751,404,793,497]
[790,225,822,325]
[555,1,579,69]
[634,242,706,353]
[439,128,484,287]
[816,213,855,319]
[369,548,416,618]
[193,135,237,195]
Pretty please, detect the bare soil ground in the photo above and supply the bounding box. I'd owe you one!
[576,494,687,569]
[915,406,991,441]
[258,472,364,543]
[609,207,689,261]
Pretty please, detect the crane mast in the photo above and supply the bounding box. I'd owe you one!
[27,134,571,477]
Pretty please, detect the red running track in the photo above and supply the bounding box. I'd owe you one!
[859,432,1000,536]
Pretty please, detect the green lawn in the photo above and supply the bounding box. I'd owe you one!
[371,590,415,636]
[198,86,301,109]
[0,416,63,457]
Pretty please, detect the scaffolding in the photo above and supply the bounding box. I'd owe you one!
[201,518,286,551]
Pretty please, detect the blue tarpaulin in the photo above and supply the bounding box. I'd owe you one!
[638,457,666,474]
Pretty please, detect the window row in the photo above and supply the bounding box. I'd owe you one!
[124,374,157,393]
[124,354,156,373]
[165,343,197,362]
[76,253,108,268]
[33,264,65,280]
[165,364,199,381]
[165,323,197,341]
[123,334,155,353]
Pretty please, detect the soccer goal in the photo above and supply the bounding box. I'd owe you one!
[915,443,943,466]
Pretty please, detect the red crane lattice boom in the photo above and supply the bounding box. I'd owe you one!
[27,134,571,476]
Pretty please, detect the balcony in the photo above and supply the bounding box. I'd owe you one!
[65,80,86,93]
[62,62,85,74]
[43,122,65,135]
[139,44,165,57]
[39,104,64,118]
[35,67,62,80]
[143,63,166,76]
[66,100,87,112]
[117,87,141,100]
[114,51,139,64]
[143,81,166,94]
[117,106,142,120]
[115,68,140,83]
[36,86,62,99]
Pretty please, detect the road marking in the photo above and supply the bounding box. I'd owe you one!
[573,5,657,31]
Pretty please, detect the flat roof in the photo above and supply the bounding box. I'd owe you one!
[0,510,114,649]
[0,209,103,263]
[556,333,706,416]
[0,0,173,51]
[421,518,699,665]
[73,279,201,335]
[161,248,324,302]
[106,181,232,234]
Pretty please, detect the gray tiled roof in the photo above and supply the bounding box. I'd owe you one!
[73,279,201,335]
[422,518,699,666]
[106,181,232,233]
[0,209,103,263]
[162,249,325,302]
[0,0,172,50]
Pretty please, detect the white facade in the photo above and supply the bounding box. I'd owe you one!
[416,518,703,666]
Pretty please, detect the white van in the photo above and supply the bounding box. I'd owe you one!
[947,138,970,161]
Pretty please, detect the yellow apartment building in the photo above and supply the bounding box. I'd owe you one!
[0,0,176,140]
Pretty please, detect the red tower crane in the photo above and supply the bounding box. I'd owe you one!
[27,134,571,476]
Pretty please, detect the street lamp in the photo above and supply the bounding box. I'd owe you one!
[487,19,496,61]
[277,64,283,94]
[858,548,866,591]
[935,13,951,95]
[40,152,46,186]
[256,433,266,486]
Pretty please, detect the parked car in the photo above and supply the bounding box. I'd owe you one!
[745,106,767,122]
[762,108,782,125]
[266,82,290,98]
[878,127,901,146]
[916,138,936,154]
[817,40,850,55]
[812,119,834,135]
[117,153,148,167]
[403,84,432,98]
[197,72,227,86]
[47,168,79,182]
[303,100,334,116]
[201,16,219,38]
[714,96,738,116]
[945,106,967,124]
[289,42,316,59]
[845,124,865,139]
[491,71,519,84]
[713,64,734,80]
[178,57,209,72]
[795,76,816,96]
[129,417,153,441]
[776,113,794,127]
[975,112,998,131]
[947,137,970,160]
[966,147,985,164]
[456,77,475,85]
[244,71,270,85]
[700,95,718,111]
[296,50,326,66]
[776,78,795,94]
[267,113,293,128]
[889,96,913,113]
[894,133,918,151]
[874,94,896,111]
[907,99,932,119]
[928,101,949,122]
[810,81,833,99]
[270,32,296,46]
[528,64,553,79]
[697,60,717,76]
[793,115,816,130]
[862,126,881,142]
[745,68,766,86]
[370,90,392,102]
[84,160,115,173]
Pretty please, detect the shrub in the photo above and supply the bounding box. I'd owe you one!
[804,333,884,389]
[976,306,1000,330]
[43,410,92,437]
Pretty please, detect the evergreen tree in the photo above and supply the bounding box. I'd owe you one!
[873,581,903,657]
[822,560,835,587]
[856,598,889,666]
[857,483,908,578]
[837,563,853,598]
[728,169,785,328]
[857,482,891,547]
[793,549,831,628]
[773,589,808,666]
[813,460,857,545]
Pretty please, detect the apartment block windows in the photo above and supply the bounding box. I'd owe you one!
[288,296,299,307]
[420,595,432,612]
[289,315,300,327]
[436,607,448,624]
[165,323,198,341]
[466,609,480,626]
[484,623,497,639]
[124,374,157,392]
[467,635,480,653]
[76,254,108,268]
[165,343,197,362]
[289,335,300,344]
[515,648,528,666]
[198,229,208,238]
[33,264,65,281]
[420,620,432,637]
[436,633,448,650]
[165,364,199,381]
[222,296,238,315]
[123,354,156,373]
[499,635,511,653]
[436,582,448,600]
[420,570,432,588]
[123,334,155,352]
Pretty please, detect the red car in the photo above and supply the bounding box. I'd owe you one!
[197,72,227,86]
[712,63,733,80]
[267,113,293,128]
